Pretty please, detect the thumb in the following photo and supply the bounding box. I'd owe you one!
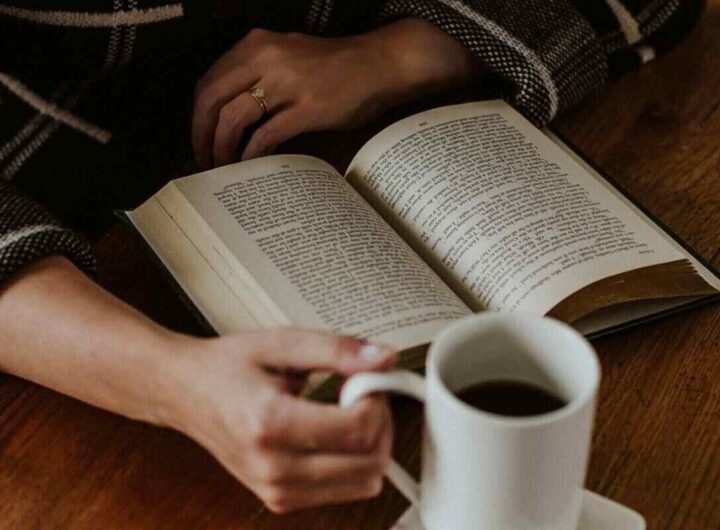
[245,328,398,376]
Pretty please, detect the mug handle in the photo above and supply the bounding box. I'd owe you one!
[339,370,426,505]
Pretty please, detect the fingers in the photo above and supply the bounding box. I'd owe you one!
[244,328,397,375]
[212,91,265,167]
[241,108,306,161]
[253,393,391,453]
[189,330,397,515]
[197,75,300,167]
[264,443,387,485]
[255,412,392,513]
[263,477,385,514]
[192,67,259,168]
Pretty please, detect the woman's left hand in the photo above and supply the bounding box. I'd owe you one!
[192,19,481,168]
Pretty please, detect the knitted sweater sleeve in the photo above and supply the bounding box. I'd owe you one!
[0,82,96,284]
[374,0,706,126]
[0,179,96,284]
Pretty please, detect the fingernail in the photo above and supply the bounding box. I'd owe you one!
[359,343,385,361]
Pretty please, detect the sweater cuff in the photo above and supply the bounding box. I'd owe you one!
[0,182,96,284]
[378,0,609,126]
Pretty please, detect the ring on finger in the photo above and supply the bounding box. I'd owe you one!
[249,87,269,115]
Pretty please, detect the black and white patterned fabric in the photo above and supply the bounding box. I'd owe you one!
[0,0,706,285]
[0,180,95,282]
[378,0,706,125]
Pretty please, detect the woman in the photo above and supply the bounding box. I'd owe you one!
[0,0,705,514]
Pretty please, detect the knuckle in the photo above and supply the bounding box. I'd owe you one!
[349,404,381,451]
[249,420,275,449]
[248,397,281,449]
[366,478,384,498]
[247,27,269,41]
[263,488,292,514]
[259,42,284,62]
[358,452,386,482]
[194,83,220,113]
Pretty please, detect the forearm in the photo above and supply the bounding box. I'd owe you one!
[0,256,178,425]
[0,256,401,512]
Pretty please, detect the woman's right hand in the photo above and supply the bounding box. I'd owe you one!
[0,257,396,513]
[159,329,397,513]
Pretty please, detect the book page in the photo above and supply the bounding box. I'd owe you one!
[346,101,711,316]
[548,130,720,292]
[172,155,470,347]
[127,199,262,334]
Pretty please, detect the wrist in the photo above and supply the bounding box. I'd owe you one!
[146,331,204,431]
[148,332,242,442]
[355,18,483,103]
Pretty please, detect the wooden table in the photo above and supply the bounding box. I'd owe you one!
[2,6,720,530]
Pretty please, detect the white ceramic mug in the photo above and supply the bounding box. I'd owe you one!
[340,313,600,530]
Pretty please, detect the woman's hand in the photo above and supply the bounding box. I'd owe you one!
[0,257,396,514]
[161,329,397,513]
[192,18,481,167]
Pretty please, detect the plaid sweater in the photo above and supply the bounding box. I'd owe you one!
[0,0,706,285]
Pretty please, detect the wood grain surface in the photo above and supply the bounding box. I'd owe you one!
[2,4,720,529]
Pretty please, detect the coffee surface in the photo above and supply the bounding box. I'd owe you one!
[456,380,566,417]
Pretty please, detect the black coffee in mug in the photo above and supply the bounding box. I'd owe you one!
[456,380,566,417]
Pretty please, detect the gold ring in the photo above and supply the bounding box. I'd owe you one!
[249,87,268,115]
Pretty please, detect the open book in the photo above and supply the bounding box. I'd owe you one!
[124,101,720,380]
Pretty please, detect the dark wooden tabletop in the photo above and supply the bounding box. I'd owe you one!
[2,5,720,530]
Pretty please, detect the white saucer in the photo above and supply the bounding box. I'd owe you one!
[390,489,645,530]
